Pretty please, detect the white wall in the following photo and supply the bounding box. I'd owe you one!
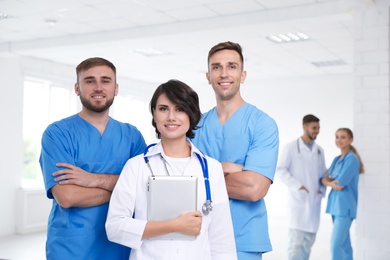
[354,2,390,259]
[245,75,353,165]
[0,57,24,236]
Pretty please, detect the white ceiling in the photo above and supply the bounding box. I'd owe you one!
[0,0,368,86]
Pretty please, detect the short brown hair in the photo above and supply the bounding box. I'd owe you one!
[302,114,320,125]
[208,41,244,67]
[76,57,116,83]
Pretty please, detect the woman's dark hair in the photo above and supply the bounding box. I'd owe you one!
[150,79,201,139]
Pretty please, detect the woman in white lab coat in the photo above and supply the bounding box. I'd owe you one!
[105,79,237,260]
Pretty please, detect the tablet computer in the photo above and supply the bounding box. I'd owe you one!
[147,175,198,240]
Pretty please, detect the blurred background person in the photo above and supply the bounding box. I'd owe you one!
[321,128,364,260]
[277,114,326,260]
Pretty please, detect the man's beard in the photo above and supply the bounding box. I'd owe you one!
[305,129,317,141]
[80,95,114,113]
[308,132,317,141]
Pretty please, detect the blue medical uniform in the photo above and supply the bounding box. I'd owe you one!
[325,150,360,260]
[39,114,146,260]
[192,103,279,256]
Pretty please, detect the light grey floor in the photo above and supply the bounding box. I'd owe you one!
[0,231,46,260]
[0,182,356,260]
[265,215,350,260]
[264,181,357,260]
[0,215,356,260]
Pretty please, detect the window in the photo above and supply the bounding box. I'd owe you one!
[112,95,154,143]
[23,79,78,188]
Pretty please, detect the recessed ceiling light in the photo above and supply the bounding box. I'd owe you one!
[45,19,57,26]
[0,12,8,20]
[132,48,170,57]
[311,59,347,67]
[266,32,309,43]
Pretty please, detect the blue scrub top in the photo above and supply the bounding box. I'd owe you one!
[192,103,279,253]
[325,150,360,219]
[39,114,146,260]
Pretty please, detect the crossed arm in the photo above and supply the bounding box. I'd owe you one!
[51,162,119,208]
[222,162,271,202]
[321,172,344,191]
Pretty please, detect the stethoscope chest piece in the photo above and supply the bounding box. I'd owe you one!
[202,200,213,215]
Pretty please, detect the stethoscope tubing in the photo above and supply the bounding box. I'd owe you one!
[195,153,211,202]
[297,138,321,155]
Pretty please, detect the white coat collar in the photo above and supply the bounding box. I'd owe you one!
[144,140,205,160]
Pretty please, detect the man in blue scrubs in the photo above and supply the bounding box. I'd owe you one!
[192,41,279,259]
[39,57,146,260]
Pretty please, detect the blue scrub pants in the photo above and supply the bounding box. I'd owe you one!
[331,215,353,260]
[288,228,316,260]
[237,251,262,260]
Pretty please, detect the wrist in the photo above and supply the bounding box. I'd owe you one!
[91,174,106,189]
[167,219,178,233]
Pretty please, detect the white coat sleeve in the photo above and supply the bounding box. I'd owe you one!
[318,147,327,196]
[207,159,237,260]
[276,144,302,191]
[105,159,147,250]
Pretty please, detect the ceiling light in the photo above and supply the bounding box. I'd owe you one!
[311,59,347,67]
[296,32,309,40]
[0,12,8,19]
[132,48,170,57]
[45,19,57,26]
[266,32,309,43]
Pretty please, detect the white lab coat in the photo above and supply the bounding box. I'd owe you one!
[105,141,237,260]
[276,138,326,233]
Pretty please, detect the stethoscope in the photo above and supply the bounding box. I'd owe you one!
[143,143,213,215]
[296,138,321,156]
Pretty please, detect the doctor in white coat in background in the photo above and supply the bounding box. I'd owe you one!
[276,114,327,260]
